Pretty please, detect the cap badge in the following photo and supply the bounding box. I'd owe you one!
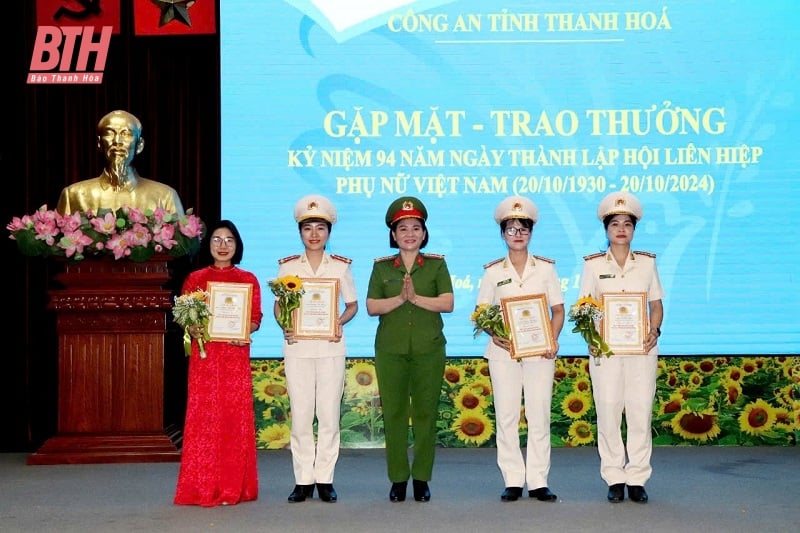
[615,198,626,208]
[512,202,523,212]
[308,201,318,210]
[401,201,414,211]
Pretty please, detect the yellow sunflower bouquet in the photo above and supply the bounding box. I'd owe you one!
[172,289,212,358]
[568,294,613,357]
[470,303,509,339]
[269,275,305,330]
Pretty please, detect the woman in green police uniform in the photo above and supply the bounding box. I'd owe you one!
[366,196,454,503]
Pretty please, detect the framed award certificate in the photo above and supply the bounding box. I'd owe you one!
[500,293,555,359]
[600,292,648,355]
[294,278,340,340]
[206,282,253,342]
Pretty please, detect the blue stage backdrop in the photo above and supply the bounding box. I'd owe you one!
[220,1,799,358]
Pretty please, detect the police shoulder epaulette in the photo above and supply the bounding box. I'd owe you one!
[583,252,605,261]
[422,253,445,260]
[483,258,504,269]
[330,254,352,264]
[533,255,555,264]
[634,250,656,258]
[374,255,395,263]
[278,254,300,265]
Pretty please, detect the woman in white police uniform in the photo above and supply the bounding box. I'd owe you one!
[275,195,358,504]
[579,191,663,504]
[475,196,564,503]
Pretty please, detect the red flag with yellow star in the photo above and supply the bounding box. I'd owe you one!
[133,0,217,36]
[36,0,121,33]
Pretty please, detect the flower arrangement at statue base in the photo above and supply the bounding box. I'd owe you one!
[269,275,305,330]
[172,289,212,358]
[568,294,613,357]
[470,303,509,339]
[6,205,205,262]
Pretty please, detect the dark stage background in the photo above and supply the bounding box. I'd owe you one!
[4,3,221,452]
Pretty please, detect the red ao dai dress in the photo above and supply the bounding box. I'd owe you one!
[174,265,263,506]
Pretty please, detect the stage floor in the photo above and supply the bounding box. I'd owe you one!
[3,446,798,532]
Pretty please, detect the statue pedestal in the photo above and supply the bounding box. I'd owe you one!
[27,255,182,464]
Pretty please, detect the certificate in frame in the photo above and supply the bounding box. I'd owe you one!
[294,278,340,340]
[500,293,555,359]
[207,281,253,342]
[600,292,648,355]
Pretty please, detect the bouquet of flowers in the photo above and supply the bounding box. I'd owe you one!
[470,303,509,339]
[6,205,205,262]
[172,289,212,358]
[568,294,613,357]
[269,275,305,331]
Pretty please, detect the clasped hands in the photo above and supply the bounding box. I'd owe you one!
[400,273,417,305]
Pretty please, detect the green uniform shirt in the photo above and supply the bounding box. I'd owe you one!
[367,253,453,355]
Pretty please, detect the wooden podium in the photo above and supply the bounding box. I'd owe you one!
[27,255,183,464]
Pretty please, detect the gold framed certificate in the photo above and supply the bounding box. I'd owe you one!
[600,292,648,355]
[294,278,340,340]
[206,282,253,342]
[500,293,555,359]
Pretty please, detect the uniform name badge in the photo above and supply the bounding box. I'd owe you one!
[500,293,556,359]
[294,278,340,340]
[207,281,253,342]
[600,292,648,355]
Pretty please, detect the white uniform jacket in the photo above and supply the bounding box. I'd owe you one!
[476,254,564,361]
[277,252,358,359]
[578,249,663,355]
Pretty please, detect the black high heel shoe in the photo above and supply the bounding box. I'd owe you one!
[627,484,648,503]
[501,487,523,502]
[412,479,430,502]
[316,483,338,503]
[287,484,315,503]
[607,483,625,503]
[389,481,407,502]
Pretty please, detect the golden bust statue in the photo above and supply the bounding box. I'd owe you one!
[56,110,185,215]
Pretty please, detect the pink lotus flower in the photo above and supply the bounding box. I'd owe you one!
[6,216,28,232]
[90,212,118,235]
[106,233,133,259]
[58,211,83,233]
[59,230,95,258]
[33,217,60,246]
[179,215,204,238]
[152,222,178,249]
[126,223,153,247]
[124,207,149,224]
[151,206,172,224]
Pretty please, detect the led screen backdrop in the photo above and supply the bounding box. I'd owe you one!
[221,1,799,358]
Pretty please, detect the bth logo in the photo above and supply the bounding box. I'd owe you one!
[28,26,112,85]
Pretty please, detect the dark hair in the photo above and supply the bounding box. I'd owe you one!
[389,218,429,249]
[602,213,638,230]
[201,219,244,265]
[499,218,534,235]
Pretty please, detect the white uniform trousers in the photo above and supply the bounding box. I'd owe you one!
[589,352,658,486]
[285,356,346,484]
[489,356,555,489]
